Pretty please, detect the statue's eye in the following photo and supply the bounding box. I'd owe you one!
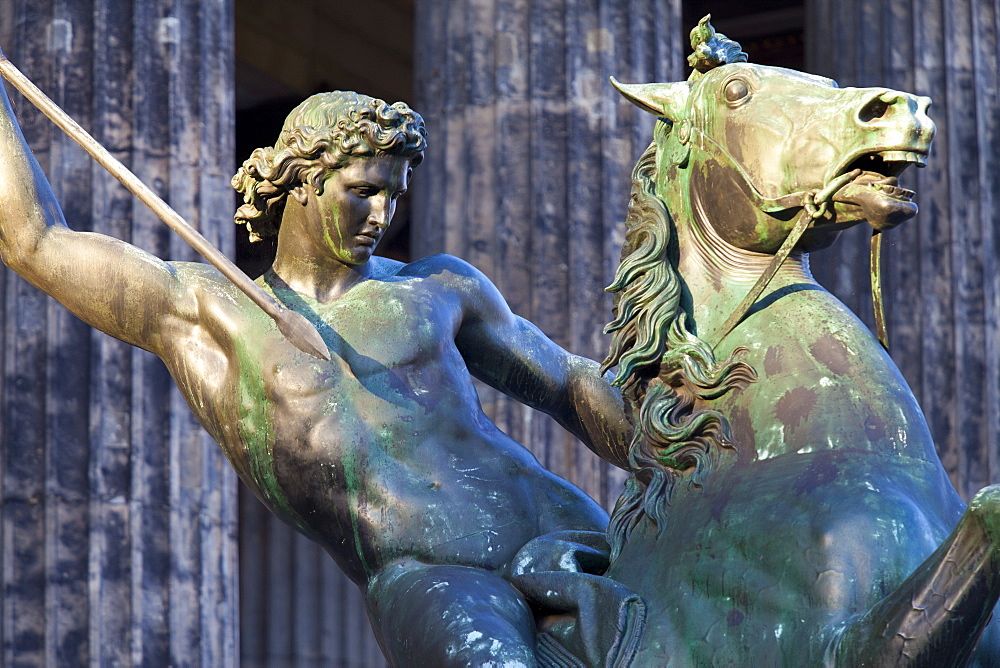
[724,78,750,104]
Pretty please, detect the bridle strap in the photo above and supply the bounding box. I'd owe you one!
[711,169,863,349]
[686,123,891,353]
[689,126,818,214]
[710,205,814,349]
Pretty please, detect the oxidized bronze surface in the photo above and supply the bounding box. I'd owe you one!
[4,14,1000,666]
[591,16,1000,665]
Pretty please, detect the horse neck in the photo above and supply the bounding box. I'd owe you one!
[668,198,941,464]
[674,203,820,341]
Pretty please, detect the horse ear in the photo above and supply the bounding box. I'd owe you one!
[610,77,690,121]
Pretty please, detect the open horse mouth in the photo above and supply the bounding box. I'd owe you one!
[831,150,926,230]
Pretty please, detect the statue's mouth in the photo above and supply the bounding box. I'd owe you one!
[830,150,926,230]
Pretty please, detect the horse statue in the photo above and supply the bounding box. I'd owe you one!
[593,16,1000,666]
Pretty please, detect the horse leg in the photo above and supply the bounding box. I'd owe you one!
[831,485,1000,667]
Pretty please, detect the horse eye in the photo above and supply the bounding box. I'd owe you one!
[724,79,750,103]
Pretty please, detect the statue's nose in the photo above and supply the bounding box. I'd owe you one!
[856,90,936,150]
[367,196,392,229]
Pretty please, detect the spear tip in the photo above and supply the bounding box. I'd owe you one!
[276,308,331,361]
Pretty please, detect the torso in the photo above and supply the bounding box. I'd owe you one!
[607,448,964,665]
[156,255,605,585]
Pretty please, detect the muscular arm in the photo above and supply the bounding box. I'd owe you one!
[441,255,631,469]
[0,76,192,354]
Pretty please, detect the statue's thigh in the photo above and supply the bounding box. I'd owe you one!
[366,559,536,667]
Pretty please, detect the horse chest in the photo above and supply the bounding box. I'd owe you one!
[717,293,936,460]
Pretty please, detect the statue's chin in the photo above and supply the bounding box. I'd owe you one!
[832,176,919,231]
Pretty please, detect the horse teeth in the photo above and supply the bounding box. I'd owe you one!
[875,150,926,166]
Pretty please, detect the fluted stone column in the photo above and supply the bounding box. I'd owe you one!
[412,0,684,509]
[0,1,237,665]
[806,0,1000,499]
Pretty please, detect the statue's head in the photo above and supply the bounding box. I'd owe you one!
[232,91,427,241]
[612,16,935,253]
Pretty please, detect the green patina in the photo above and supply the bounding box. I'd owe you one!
[234,335,312,535]
[338,451,373,577]
[598,15,1000,665]
[323,206,345,260]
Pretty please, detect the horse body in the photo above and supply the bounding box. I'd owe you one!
[675,202,938,466]
[609,451,962,664]
[600,18,1000,665]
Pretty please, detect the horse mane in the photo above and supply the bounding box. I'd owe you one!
[602,124,757,558]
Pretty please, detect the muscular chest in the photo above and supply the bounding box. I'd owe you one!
[221,281,477,463]
[263,286,458,404]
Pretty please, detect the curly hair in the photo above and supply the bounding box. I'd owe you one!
[232,91,427,241]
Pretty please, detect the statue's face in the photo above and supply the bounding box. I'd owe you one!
[306,154,411,265]
[689,63,933,200]
[616,62,935,253]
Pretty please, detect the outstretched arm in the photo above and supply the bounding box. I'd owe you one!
[444,256,631,469]
[0,69,193,354]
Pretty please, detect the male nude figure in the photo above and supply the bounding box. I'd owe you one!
[0,82,629,665]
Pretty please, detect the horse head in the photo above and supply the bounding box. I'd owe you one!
[613,16,935,254]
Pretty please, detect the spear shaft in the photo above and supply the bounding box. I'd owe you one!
[0,54,330,361]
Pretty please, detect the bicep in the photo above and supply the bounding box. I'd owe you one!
[19,225,190,353]
[452,266,631,467]
[456,285,572,411]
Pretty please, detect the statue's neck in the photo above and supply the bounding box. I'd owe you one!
[270,226,375,303]
[676,206,818,341]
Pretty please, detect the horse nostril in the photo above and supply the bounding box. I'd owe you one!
[859,93,896,123]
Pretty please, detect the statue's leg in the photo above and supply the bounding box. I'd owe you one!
[366,559,537,667]
[832,485,1000,667]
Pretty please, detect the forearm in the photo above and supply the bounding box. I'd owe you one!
[558,356,632,470]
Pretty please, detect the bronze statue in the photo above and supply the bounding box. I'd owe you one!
[7,14,1000,664]
[0,69,632,663]
[573,16,1000,665]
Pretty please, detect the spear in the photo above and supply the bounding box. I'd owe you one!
[0,53,331,361]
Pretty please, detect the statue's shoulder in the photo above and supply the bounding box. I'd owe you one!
[167,260,243,298]
[397,253,483,282]
[164,260,264,321]
[168,259,225,279]
[395,255,506,315]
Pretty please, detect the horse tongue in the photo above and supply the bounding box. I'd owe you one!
[832,172,918,231]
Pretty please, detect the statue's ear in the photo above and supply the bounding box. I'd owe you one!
[610,78,690,122]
